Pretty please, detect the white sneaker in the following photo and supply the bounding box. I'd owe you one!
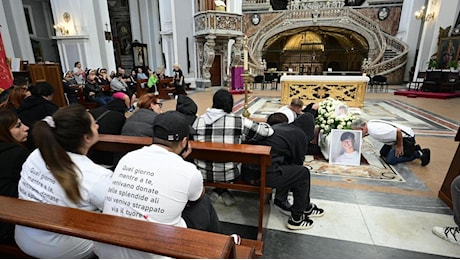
[221,190,236,206]
[432,226,460,245]
[209,191,220,203]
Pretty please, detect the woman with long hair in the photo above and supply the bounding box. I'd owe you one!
[0,86,30,110]
[14,104,113,258]
[0,109,30,244]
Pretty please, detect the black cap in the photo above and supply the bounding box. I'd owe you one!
[153,111,190,141]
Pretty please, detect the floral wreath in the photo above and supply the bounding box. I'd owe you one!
[315,98,356,137]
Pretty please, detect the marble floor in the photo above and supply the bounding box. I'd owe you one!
[160,85,460,258]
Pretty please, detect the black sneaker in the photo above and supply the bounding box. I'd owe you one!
[287,214,314,230]
[274,199,292,216]
[305,203,325,218]
[420,148,430,166]
[415,144,422,151]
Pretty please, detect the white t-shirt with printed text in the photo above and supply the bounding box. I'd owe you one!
[94,144,203,258]
[15,149,113,258]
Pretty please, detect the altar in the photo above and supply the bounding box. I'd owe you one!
[280,75,368,108]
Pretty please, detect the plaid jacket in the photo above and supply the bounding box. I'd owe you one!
[192,109,273,182]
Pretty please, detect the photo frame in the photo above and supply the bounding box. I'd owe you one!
[335,104,349,118]
[437,37,460,69]
[377,7,390,21]
[329,129,362,166]
[132,42,148,68]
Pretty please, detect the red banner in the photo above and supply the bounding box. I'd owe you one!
[0,31,13,90]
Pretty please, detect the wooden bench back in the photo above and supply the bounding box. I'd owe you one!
[92,134,271,166]
[136,78,149,97]
[0,195,241,258]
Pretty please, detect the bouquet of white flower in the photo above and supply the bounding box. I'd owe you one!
[315,98,356,137]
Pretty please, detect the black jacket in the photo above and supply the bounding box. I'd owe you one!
[17,95,59,150]
[0,142,30,243]
[176,95,197,127]
[242,113,315,179]
[88,99,126,166]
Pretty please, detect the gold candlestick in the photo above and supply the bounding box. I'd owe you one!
[242,70,254,118]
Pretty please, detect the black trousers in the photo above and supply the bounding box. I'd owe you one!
[242,164,311,219]
[181,193,222,233]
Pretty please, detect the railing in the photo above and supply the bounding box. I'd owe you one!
[242,0,271,11]
[194,11,244,37]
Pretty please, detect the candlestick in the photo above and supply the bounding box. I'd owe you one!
[244,49,248,70]
[243,35,248,70]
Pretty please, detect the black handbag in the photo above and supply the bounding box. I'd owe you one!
[375,120,417,156]
[402,136,416,156]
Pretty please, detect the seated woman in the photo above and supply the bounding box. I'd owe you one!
[136,67,148,80]
[0,85,31,110]
[14,104,113,258]
[110,73,136,111]
[96,68,111,85]
[85,71,113,106]
[0,109,30,244]
[121,93,162,137]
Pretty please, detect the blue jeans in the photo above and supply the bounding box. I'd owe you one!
[94,96,113,106]
[380,144,420,165]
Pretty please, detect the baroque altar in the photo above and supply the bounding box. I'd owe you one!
[280,75,368,108]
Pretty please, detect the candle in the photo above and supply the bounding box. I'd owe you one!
[243,35,248,71]
[244,49,248,71]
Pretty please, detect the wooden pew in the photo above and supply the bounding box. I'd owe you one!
[0,196,255,259]
[91,134,272,256]
[0,195,254,258]
[157,77,176,100]
[438,127,460,208]
[136,78,149,98]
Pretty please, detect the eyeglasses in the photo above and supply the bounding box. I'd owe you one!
[155,103,163,108]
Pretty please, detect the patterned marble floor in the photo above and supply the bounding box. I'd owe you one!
[162,86,460,258]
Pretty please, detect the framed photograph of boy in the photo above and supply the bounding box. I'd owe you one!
[329,129,362,166]
[335,104,348,118]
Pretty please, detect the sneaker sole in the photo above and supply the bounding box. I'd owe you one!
[273,204,291,216]
[307,212,325,218]
[221,194,236,206]
[432,227,460,245]
[286,222,314,230]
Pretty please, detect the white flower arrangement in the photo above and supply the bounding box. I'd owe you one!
[315,98,356,137]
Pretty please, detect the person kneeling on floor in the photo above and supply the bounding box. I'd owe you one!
[351,118,430,166]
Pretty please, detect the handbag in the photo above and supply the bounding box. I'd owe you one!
[402,136,416,156]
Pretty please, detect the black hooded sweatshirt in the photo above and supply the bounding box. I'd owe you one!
[175,95,198,127]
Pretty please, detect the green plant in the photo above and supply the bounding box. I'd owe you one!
[427,59,440,69]
[447,60,458,69]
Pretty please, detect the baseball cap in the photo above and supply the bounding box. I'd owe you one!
[153,111,190,141]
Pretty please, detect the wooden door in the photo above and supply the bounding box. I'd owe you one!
[210,55,222,86]
[29,64,66,107]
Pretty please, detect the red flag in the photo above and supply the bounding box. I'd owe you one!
[0,31,13,90]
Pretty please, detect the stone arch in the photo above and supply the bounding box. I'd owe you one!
[249,21,380,71]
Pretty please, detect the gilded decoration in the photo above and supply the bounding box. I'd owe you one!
[280,76,367,108]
